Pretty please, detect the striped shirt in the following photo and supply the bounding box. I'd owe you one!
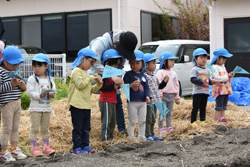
[0,67,23,107]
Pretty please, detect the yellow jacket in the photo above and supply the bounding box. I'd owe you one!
[68,67,102,109]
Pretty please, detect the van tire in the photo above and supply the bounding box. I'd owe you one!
[179,81,182,97]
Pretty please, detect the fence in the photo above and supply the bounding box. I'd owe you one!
[20,54,67,82]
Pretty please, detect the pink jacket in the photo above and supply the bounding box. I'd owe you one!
[156,69,180,100]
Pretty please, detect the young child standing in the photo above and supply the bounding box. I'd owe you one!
[123,50,150,142]
[190,48,216,126]
[68,48,103,154]
[211,48,234,123]
[144,53,163,141]
[99,49,122,141]
[27,53,56,156]
[0,46,27,162]
[156,51,180,135]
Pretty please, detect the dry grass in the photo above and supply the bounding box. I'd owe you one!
[17,93,250,154]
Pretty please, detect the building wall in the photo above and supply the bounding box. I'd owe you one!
[211,0,250,58]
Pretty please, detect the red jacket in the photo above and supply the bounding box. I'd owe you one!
[99,78,117,103]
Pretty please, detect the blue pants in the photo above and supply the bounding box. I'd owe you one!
[70,106,91,150]
[116,94,126,133]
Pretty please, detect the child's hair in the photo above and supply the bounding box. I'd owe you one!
[104,57,122,66]
[32,60,53,88]
[212,56,226,65]
[194,54,208,60]
[129,60,144,66]
[160,60,169,69]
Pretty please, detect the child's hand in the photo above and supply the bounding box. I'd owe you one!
[202,78,207,83]
[228,72,235,79]
[175,99,180,105]
[130,80,140,88]
[146,97,150,103]
[49,92,55,98]
[114,84,120,89]
[211,79,219,84]
[164,74,169,83]
[40,92,47,99]
[17,79,26,90]
[11,79,18,86]
[111,76,124,84]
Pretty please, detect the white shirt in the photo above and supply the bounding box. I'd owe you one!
[27,75,56,112]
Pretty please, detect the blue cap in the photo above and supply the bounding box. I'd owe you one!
[134,50,144,61]
[210,48,233,65]
[70,48,100,70]
[31,53,52,76]
[192,48,209,66]
[144,53,157,63]
[1,46,25,64]
[159,51,178,70]
[101,49,122,65]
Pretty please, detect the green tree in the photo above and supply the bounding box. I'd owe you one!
[154,0,210,41]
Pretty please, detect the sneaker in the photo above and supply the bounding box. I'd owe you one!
[139,136,147,142]
[191,121,199,126]
[129,136,137,142]
[31,146,43,157]
[152,134,164,141]
[219,118,228,123]
[73,148,87,155]
[83,146,96,153]
[158,128,168,135]
[167,127,174,133]
[146,136,154,141]
[43,146,55,155]
[200,121,208,126]
[0,150,16,163]
[10,147,27,160]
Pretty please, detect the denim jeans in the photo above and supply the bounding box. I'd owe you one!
[116,94,126,133]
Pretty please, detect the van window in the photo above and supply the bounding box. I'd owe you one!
[184,47,196,62]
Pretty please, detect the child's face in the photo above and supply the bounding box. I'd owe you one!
[195,54,207,67]
[216,56,227,66]
[165,59,175,69]
[32,63,48,77]
[80,57,96,70]
[130,60,143,73]
[3,60,20,71]
[146,59,156,72]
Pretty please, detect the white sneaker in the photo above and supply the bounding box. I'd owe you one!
[10,147,27,160]
[139,136,147,142]
[0,150,16,163]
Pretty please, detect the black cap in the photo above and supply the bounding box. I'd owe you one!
[116,31,137,60]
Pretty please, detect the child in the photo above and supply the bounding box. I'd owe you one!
[0,46,27,162]
[123,50,150,142]
[68,48,103,154]
[156,51,180,134]
[99,49,122,141]
[211,48,234,123]
[27,53,56,156]
[190,48,216,126]
[144,53,163,141]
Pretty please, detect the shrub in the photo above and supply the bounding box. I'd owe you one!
[21,91,31,110]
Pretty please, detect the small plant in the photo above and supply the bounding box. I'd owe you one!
[21,91,31,110]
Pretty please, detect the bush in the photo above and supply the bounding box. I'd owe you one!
[21,91,31,110]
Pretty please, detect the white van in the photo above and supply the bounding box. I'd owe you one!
[123,40,210,96]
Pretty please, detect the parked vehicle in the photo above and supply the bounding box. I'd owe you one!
[123,40,210,96]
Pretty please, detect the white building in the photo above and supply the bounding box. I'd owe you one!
[211,0,250,75]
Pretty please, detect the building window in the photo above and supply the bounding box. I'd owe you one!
[21,16,41,48]
[88,11,111,43]
[225,17,250,53]
[67,13,88,60]
[2,17,19,45]
[42,15,63,54]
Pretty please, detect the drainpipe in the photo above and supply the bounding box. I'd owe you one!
[118,0,120,30]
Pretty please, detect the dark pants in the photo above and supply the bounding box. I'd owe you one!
[191,94,208,123]
[70,106,91,150]
[116,94,126,133]
[145,105,157,137]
